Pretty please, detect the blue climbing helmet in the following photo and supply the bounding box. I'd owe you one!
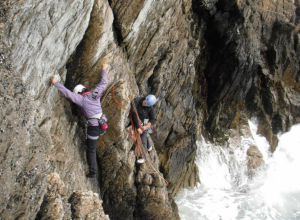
[145,94,157,106]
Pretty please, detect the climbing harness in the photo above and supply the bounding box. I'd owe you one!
[85,117,106,139]
[84,91,109,139]
[141,119,152,134]
[87,112,108,130]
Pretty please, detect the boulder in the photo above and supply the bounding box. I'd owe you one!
[69,191,109,220]
[247,145,265,177]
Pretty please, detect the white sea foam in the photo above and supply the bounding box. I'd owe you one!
[176,121,300,220]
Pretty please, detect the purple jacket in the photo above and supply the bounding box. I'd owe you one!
[54,69,108,126]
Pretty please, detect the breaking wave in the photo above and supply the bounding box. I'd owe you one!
[175,121,300,220]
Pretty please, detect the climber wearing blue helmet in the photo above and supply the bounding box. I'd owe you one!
[130,94,157,163]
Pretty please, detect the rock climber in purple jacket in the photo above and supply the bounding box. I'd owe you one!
[51,64,109,178]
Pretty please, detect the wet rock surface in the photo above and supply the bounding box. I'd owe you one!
[247,145,265,177]
[1,0,300,219]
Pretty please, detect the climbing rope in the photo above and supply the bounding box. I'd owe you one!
[127,95,169,186]
[100,79,123,104]
[100,81,169,186]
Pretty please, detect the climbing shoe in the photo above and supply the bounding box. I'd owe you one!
[148,146,153,151]
[86,172,96,178]
[137,158,145,164]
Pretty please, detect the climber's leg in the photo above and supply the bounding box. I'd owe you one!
[86,126,100,177]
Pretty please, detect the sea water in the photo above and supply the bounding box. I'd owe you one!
[175,121,300,220]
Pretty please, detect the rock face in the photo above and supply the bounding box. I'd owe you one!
[193,0,300,151]
[247,145,265,177]
[1,0,300,220]
[1,1,101,219]
[36,173,68,220]
[65,0,198,218]
[35,173,109,220]
[68,191,109,220]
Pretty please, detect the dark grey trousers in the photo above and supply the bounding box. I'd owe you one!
[86,126,101,174]
[140,132,152,151]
